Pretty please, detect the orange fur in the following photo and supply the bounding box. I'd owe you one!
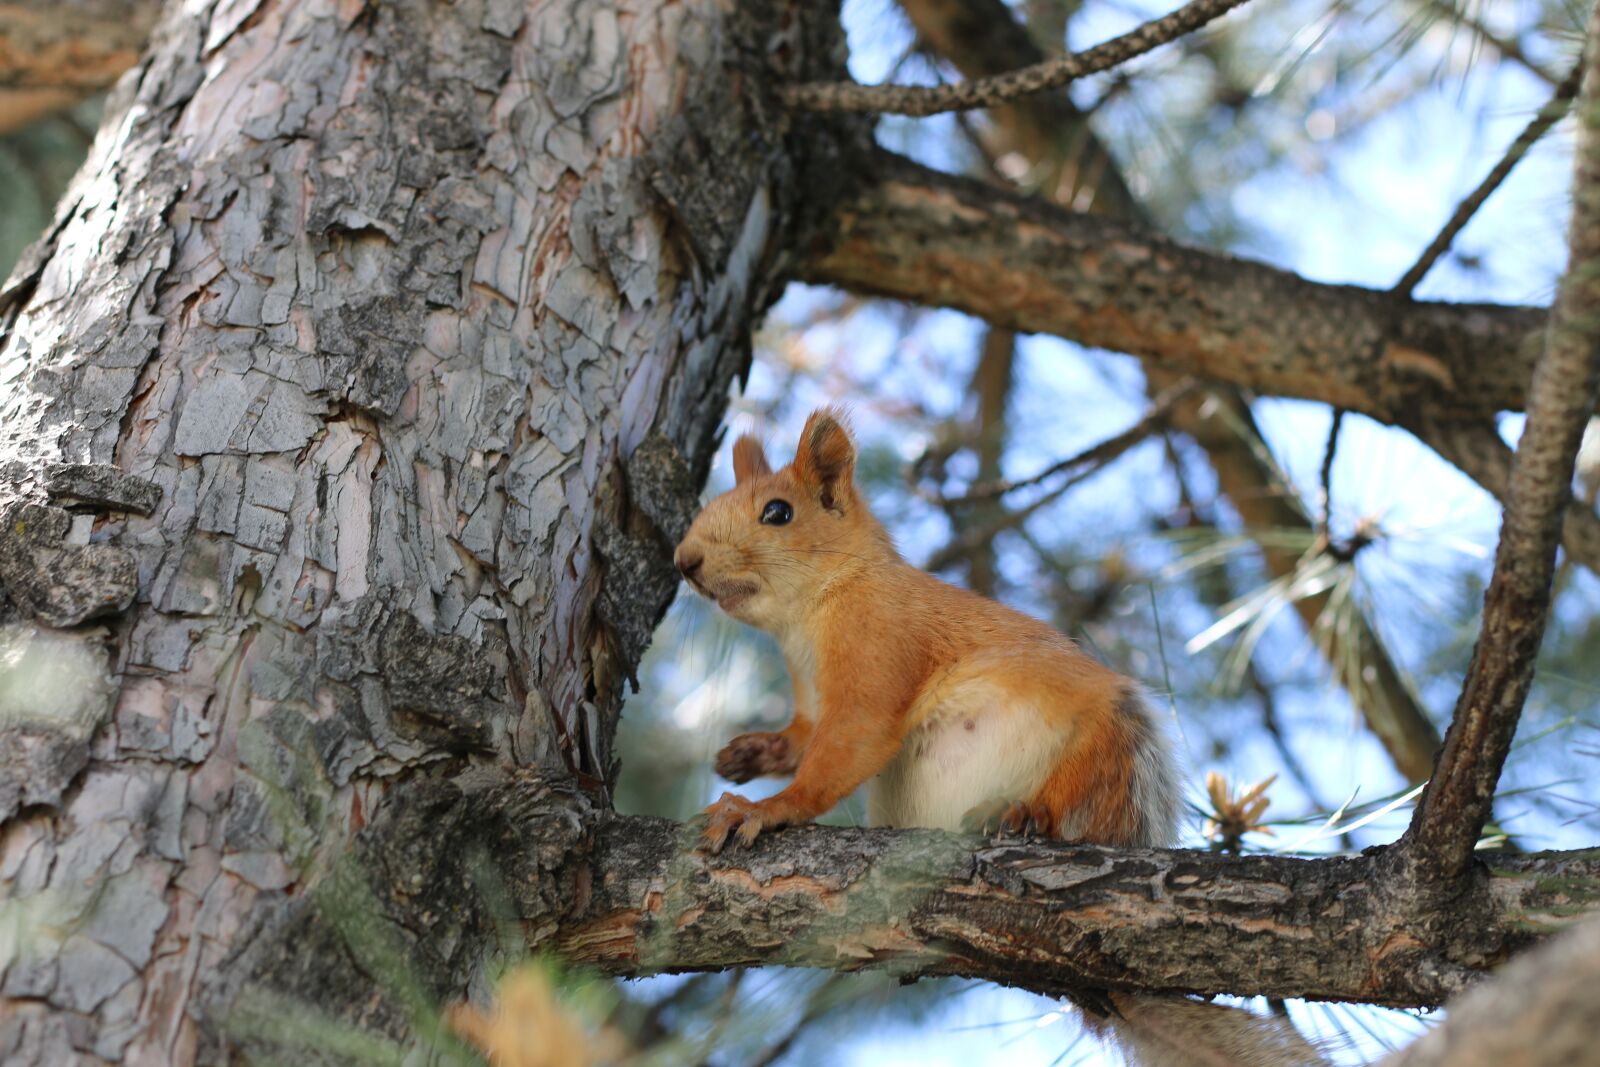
[1032,690,1147,845]
[673,411,1329,1066]
[676,407,1177,852]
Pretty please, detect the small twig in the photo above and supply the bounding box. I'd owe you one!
[1393,61,1583,296]
[785,0,1256,116]
[921,391,1186,573]
[1404,19,1600,880]
[1319,407,1345,530]
[917,379,1197,507]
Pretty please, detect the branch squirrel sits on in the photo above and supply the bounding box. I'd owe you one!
[673,407,1330,1067]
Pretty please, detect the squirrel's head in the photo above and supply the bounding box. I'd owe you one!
[674,407,891,631]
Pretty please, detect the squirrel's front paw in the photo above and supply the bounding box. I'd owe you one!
[714,731,795,783]
[700,792,771,853]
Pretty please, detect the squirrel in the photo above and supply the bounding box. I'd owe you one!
[672,407,1330,1067]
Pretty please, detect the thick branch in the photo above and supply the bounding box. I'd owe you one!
[234,775,1600,1048]
[571,821,1600,1008]
[800,152,1549,426]
[571,821,1482,1006]
[785,0,1253,116]
[1404,6,1600,879]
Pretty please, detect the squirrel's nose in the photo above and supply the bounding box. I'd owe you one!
[676,549,703,581]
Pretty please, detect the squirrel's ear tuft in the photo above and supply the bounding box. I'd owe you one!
[793,407,855,511]
[732,434,772,485]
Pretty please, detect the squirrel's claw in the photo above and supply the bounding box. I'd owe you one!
[700,791,762,853]
[962,798,1057,840]
[961,797,1010,836]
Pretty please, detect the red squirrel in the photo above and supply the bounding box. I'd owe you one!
[672,408,1329,1067]
[674,407,1179,853]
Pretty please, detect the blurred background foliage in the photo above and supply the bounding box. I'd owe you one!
[6,0,1598,1063]
[0,100,99,277]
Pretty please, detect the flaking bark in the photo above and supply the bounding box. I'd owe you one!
[0,0,857,1061]
[0,0,1595,1062]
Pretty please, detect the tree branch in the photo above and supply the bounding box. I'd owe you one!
[917,379,1195,505]
[800,151,1550,427]
[919,382,1192,572]
[1394,61,1583,296]
[785,0,1255,116]
[898,0,1147,219]
[1318,407,1345,527]
[1378,912,1600,1067]
[231,774,1600,1054]
[564,827,1599,1005]
[1404,5,1600,880]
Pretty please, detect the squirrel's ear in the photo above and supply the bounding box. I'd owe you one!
[731,434,771,485]
[793,407,855,511]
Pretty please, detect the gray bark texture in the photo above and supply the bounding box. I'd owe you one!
[0,0,856,1061]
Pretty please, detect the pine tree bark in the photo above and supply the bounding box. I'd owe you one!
[0,0,854,1061]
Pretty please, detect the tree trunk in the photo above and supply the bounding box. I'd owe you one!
[0,0,854,1061]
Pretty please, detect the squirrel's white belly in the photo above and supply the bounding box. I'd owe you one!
[868,680,1067,832]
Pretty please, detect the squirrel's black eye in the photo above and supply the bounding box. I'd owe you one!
[760,499,793,526]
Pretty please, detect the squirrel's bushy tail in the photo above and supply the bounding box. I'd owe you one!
[1088,993,1332,1067]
